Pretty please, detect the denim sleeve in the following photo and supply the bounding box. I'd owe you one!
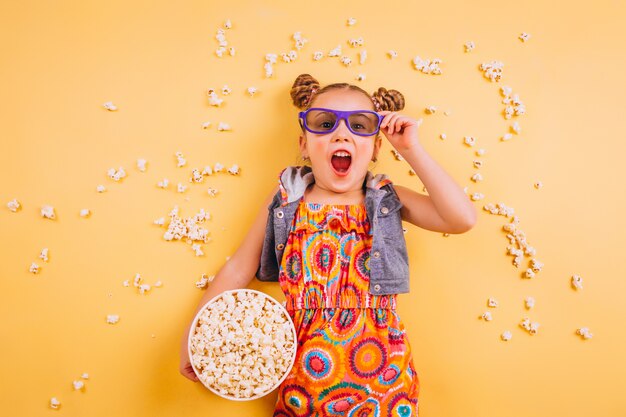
[255,191,281,282]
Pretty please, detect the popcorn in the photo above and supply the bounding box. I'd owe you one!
[41,205,56,219]
[50,397,61,409]
[511,121,521,134]
[103,101,117,111]
[473,160,483,169]
[501,86,526,119]
[340,56,352,66]
[534,181,543,189]
[207,89,224,107]
[328,45,342,57]
[293,32,308,50]
[72,380,84,390]
[195,273,215,289]
[214,162,224,173]
[81,373,89,379]
[470,192,484,201]
[464,136,476,146]
[177,183,188,193]
[359,50,367,65]
[387,50,398,59]
[228,47,236,57]
[487,298,499,308]
[355,73,366,81]
[525,297,535,309]
[348,37,364,47]
[264,62,274,78]
[106,314,120,324]
[215,47,226,57]
[207,188,219,197]
[192,243,204,256]
[40,248,49,262]
[439,133,447,140]
[479,311,493,321]
[347,17,357,26]
[175,151,186,167]
[519,317,540,335]
[79,209,91,218]
[391,150,404,161]
[29,262,40,274]
[312,51,324,61]
[157,178,169,188]
[227,164,240,175]
[202,166,213,176]
[191,168,204,183]
[408,169,416,176]
[576,327,593,340]
[137,158,147,172]
[159,206,211,245]
[571,274,583,290]
[224,19,232,29]
[464,41,475,52]
[476,148,486,156]
[189,289,296,399]
[7,198,21,212]
[479,60,504,82]
[96,185,106,193]
[519,32,531,42]
[501,133,513,141]
[107,166,126,181]
[246,87,258,97]
[412,56,443,75]
[501,331,512,341]
[221,85,231,95]
[471,173,483,182]
[217,122,231,131]
[443,110,452,116]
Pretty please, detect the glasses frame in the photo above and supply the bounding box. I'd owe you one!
[298,107,384,137]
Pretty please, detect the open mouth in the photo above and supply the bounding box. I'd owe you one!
[330,150,352,175]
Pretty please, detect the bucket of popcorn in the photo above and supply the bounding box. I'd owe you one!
[188,289,297,400]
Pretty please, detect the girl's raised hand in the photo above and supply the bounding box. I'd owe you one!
[378,111,421,155]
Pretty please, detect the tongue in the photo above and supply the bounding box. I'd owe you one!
[331,155,351,172]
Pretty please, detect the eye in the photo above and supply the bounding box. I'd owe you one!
[320,121,334,129]
[351,122,365,131]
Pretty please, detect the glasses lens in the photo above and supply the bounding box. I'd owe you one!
[347,112,379,135]
[305,110,338,132]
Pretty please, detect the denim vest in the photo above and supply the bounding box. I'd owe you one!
[255,166,410,295]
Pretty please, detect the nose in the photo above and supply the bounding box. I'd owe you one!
[331,118,351,141]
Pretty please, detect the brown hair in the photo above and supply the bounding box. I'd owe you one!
[290,73,405,112]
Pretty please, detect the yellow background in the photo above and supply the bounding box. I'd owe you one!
[1,0,625,416]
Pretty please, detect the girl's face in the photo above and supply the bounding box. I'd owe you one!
[299,89,382,195]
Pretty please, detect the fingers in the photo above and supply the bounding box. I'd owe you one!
[381,112,403,135]
[180,362,199,382]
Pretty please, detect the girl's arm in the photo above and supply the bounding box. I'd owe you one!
[179,185,278,382]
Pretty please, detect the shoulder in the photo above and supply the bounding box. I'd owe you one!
[277,166,314,205]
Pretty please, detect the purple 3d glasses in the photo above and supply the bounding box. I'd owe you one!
[298,107,384,136]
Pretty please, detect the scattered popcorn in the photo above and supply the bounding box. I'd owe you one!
[207,188,219,197]
[221,85,231,95]
[464,136,476,146]
[214,162,224,173]
[519,317,540,335]
[224,19,232,29]
[191,168,204,183]
[471,192,484,201]
[293,32,308,50]
[247,87,258,97]
[501,86,526,119]
[442,232,449,237]
[202,166,213,176]
[79,209,91,218]
[443,110,452,116]
[281,52,293,63]
[525,297,535,309]
[312,51,324,61]
[39,248,49,262]
[159,206,211,245]
[217,122,231,131]
[480,311,493,321]
[487,298,498,308]
[157,178,169,188]
[571,274,583,290]
[41,205,56,219]
[387,50,398,59]
[138,284,151,295]
[473,160,483,169]
[137,158,148,172]
[227,164,240,175]
[464,41,475,52]
[265,53,277,64]
[391,150,404,161]
[348,37,364,47]
[359,50,367,65]
[107,166,126,181]
[476,148,486,156]
[215,47,226,57]
[501,331,512,341]
[534,181,543,189]
[439,133,447,140]
[195,273,215,289]
[106,314,120,324]
[480,60,504,82]
[340,56,352,66]
[328,45,342,57]
[7,198,21,212]
[29,262,40,274]
[201,121,212,130]
[576,327,593,340]
[177,183,188,193]
[207,89,224,107]
[50,397,61,409]
[408,169,416,176]
[154,281,163,288]
[123,280,130,287]
[103,101,117,111]
[347,17,357,26]
[192,243,204,256]
[412,56,443,75]
[81,373,89,379]
[501,133,513,141]
[72,380,84,390]
[355,73,366,81]
[176,151,187,167]
[189,289,297,400]
[96,185,106,193]
[425,106,437,114]
[511,121,521,134]
[471,173,483,182]
[519,32,531,42]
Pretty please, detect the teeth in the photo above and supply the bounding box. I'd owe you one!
[333,151,351,157]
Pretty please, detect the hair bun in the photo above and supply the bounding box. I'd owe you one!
[372,87,405,112]
[291,74,321,109]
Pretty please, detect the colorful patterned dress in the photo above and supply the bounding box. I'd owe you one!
[273,182,420,416]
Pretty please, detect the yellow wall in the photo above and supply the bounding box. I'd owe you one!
[1,0,625,415]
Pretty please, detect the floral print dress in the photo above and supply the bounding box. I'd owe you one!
[273,180,420,417]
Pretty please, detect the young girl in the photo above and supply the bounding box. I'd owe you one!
[180,73,477,415]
